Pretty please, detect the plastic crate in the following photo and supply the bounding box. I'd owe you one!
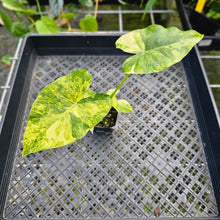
[0,34,220,219]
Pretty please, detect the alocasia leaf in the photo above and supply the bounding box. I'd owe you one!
[107,89,133,113]
[115,99,133,113]
[36,16,59,34]
[23,69,112,157]
[116,25,203,74]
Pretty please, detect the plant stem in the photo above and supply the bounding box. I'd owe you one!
[36,0,42,16]
[94,0,99,19]
[110,74,130,98]
[27,15,36,25]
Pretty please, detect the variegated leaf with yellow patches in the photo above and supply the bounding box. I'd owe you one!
[116,25,203,74]
[23,69,112,157]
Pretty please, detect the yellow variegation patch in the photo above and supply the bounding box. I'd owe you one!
[116,25,203,74]
[23,69,112,157]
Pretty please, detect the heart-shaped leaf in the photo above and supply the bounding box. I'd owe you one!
[79,14,98,32]
[107,89,133,113]
[23,69,112,157]
[116,25,203,74]
[36,16,59,34]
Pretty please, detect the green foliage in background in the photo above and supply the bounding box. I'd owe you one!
[1,54,11,65]
[79,14,98,32]
[0,0,99,36]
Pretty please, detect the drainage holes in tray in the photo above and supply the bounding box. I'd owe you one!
[137,137,147,145]
[144,129,153,138]
[165,175,175,185]
[158,184,169,195]
[145,144,155,153]
[170,151,179,160]
[183,175,192,185]
[168,192,178,204]
[130,144,139,153]
[172,166,182,177]
[161,143,170,153]
[175,183,185,195]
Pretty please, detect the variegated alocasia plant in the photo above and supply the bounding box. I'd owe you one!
[23,25,203,157]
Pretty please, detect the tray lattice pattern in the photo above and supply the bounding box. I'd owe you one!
[3,55,218,219]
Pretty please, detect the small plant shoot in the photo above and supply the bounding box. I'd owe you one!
[23,25,203,157]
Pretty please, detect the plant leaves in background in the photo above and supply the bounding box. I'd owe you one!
[79,14,98,32]
[11,22,30,37]
[59,13,75,21]
[36,16,59,34]
[49,0,64,18]
[118,0,129,5]
[79,0,94,7]
[66,3,80,12]
[0,9,30,36]
[142,0,157,20]
[116,25,203,74]
[0,9,12,31]
[23,69,112,157]
[2,0,36,15]
[206,3,220,20]
[1,54,11,65]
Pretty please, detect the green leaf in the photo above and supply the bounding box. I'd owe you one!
[0,9,12,31]
[36,16,59,34]
[79,0,93,7]
[142,0,157,20]
[107,88,119,97]
[1,54,11,64]
[59,13,75,21]
[83,89,96,98]
[206,3,220,20]
[116,25,203,74]
[11,22,30,37]
[79,14,98,32]
[115,99,133,113]
[66,3,80,12]
[23,69,112,157]
[2,0,36,15]
[107,89,133,113]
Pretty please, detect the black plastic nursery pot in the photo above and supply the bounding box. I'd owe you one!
[188,8,219,36]
[0,33,220,219]
[94,107,118,136]
[177,0,220,50]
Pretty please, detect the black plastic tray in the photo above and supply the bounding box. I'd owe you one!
[0,34,220,219]
[177,0,220,50]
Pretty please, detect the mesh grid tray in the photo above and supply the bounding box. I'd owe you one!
[0,34,220,219]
